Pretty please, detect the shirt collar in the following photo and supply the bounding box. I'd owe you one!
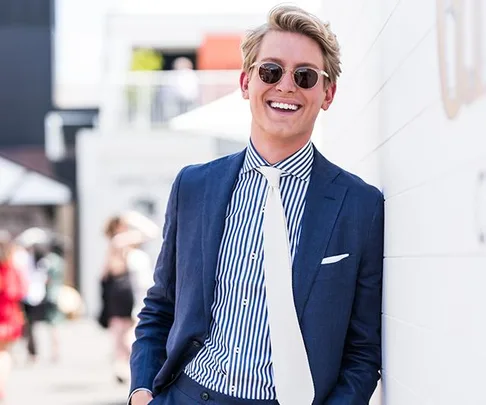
[242,140,314,181]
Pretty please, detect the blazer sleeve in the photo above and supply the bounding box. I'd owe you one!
[324,194,384,405]
[129,168,185,394]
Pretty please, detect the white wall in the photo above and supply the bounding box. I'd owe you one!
[319,1,486,404]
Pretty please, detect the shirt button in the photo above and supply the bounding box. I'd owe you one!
[231,386,236,393]
[250,253,256,259]
[200,391,210,401]
[235,347,240,354]
[242,299,248,306]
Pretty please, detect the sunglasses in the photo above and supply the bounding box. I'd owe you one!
[250,61,329,89]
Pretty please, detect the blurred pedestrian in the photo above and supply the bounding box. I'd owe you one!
[15,228,70,364]
[0,231,27,400]
[38,236,67,363]
[171,57,199,115]
[101,211,158,384]
[22,241,49,363]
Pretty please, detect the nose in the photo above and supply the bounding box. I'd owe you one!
[275,70,296,93]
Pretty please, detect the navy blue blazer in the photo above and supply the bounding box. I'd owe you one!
[130,147,384,405]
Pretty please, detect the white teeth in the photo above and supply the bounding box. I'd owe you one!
[270,101,299,111]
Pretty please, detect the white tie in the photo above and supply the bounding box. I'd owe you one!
[258,166,315,405]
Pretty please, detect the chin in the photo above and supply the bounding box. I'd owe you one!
[266,124,300,140]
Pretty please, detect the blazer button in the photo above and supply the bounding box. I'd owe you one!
[200,391,210,401]
[192,340,202,348]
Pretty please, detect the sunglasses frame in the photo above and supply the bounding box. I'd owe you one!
[249,61,329,89]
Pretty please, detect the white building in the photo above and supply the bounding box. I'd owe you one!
[320,1,486,404]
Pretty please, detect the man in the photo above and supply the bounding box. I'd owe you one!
[129,5,384,405]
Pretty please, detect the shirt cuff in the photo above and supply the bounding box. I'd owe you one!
[127,388,153,405]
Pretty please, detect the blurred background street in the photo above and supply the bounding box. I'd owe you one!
[8,319,127,405]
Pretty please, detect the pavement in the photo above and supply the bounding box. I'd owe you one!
[4,318,383,405]
[7,318,130,405]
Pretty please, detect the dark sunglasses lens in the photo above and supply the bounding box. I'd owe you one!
[258,63,283,84]
[294,68,319,89]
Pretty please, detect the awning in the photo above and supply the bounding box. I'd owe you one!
[168,90,252,142]
[0,156,71,205]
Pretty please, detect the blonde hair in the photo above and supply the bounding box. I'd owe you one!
[241,4,342,84]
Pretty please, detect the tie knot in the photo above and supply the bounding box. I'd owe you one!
[258,166,282,188]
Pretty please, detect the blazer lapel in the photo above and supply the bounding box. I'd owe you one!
[201,150,246,321]
[293,150,348,319]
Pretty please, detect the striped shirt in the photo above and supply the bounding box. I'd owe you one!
[185,141,314,399]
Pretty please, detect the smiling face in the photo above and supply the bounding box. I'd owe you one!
[240,30,336,160]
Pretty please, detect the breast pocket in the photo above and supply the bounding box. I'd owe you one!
[315,253,357,282]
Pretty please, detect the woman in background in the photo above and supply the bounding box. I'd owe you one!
[22,242,49,364]
[0,231,27,401]
[101,211,158,383]
[38,237,66,363]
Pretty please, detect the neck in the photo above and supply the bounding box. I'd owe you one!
[250,135,311,165]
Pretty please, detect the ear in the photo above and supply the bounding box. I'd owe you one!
[240,71,250,100]
[321,83,337,111]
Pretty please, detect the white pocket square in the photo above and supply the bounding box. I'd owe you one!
[321,253,350,265]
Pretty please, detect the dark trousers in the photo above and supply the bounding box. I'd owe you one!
[151,373,279,405]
